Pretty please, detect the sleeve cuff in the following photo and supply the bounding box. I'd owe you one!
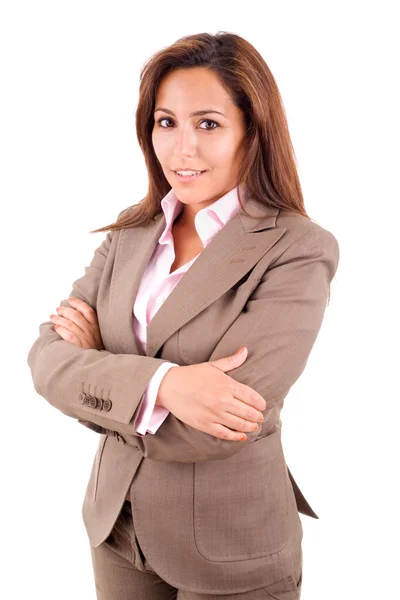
[135,362,179,435]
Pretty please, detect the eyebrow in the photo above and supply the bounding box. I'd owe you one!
[154,107,226,117]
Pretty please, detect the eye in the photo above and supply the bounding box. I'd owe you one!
[156,117,174,128]
[156,117,219,130]
[199,119,219,130]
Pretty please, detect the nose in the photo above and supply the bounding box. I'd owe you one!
[173,122,197,157]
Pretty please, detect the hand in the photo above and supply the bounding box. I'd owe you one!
[49,297,105,351]
[157,346,267,442]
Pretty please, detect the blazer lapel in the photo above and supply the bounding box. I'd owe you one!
[110,193,286,357]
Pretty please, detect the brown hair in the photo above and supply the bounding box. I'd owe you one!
[90,31,310,234]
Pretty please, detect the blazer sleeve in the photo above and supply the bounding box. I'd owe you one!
[118,227,340,462]
[26,221,177,438]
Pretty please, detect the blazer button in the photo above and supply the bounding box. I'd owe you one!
[83,394,92,406]
[78,392,86,404]
[89,396,99,409]
[102,399,112,412]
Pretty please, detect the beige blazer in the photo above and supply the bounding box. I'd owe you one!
[27,193,339,593]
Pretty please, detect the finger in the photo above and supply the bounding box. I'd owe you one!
[219,409,261,433]
[67,297,98,326]
[55,307,103,349]
[209,422,248,442]
[54,325,83,348]
[50,313,90,345]
[226,396,265,424]
[54,307,89,335]
[230,379,267,412]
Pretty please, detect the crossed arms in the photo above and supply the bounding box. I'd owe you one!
[27,222,339,462]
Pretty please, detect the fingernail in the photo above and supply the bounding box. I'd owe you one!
[68,298,75,302]
[237,346,246,354]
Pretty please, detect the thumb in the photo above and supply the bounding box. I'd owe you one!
[209,346,248,372]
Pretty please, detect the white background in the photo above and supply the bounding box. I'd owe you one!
[1,1,399,598]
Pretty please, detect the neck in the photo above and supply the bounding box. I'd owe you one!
[174,207,197,232]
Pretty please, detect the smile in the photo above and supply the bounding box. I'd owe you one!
[174,171,206,183]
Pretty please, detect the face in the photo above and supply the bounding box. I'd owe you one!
[151,67,247,218]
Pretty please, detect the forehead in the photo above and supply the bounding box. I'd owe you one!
[155,67,235,115]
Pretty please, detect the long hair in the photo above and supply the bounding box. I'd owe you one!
[91,31,311,235]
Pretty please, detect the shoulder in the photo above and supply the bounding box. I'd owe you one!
[117,204,137,219]
[116,203,161,227]
[276,209,339,255]
[269,210,340,281]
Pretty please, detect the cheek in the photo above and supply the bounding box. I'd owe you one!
[203,137,236,167]
[152,132,171,162]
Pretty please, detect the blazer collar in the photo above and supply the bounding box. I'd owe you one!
[110,192,286,357]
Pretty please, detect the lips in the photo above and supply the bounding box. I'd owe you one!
[173,170,206,174]
[174,170,206,183]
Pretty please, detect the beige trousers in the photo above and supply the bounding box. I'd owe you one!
[89,500,302,599]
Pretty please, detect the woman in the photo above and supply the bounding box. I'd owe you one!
[27,32,339,599]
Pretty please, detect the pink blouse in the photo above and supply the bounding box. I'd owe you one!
[133,184,248,436]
